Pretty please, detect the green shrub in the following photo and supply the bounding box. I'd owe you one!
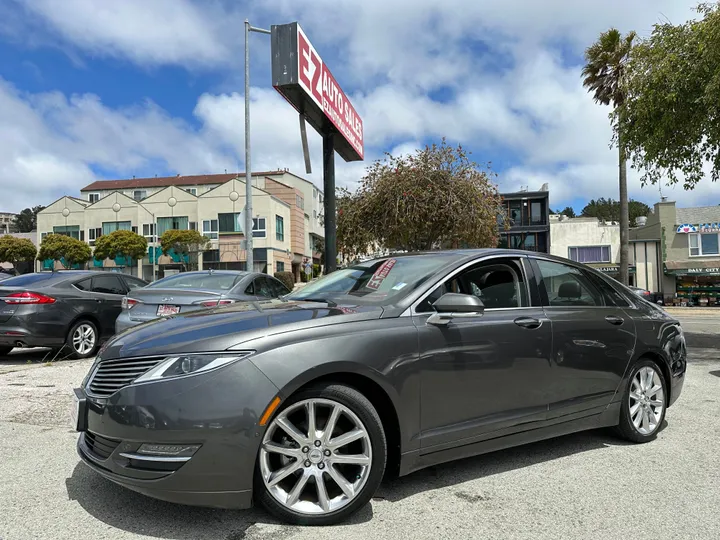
[300,272,308,283]
[274,271,294,291]
[312,264,321,278]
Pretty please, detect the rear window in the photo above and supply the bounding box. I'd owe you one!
[0,273,64,287]
[146,273,243,291]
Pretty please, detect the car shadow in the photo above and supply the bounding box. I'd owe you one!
[0,347,78,366]
[65,461,374,538]
[375,426,665,503]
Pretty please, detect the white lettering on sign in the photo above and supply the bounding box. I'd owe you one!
[296,24,364,160]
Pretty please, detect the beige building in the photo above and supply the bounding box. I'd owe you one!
[37,171,324,281]
[549,214,627,281]
[0,212,17,234]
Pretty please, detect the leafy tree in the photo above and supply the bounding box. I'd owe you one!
[0,235,37,271]
[336,139,503,259]
[555,206,576,218]
[37,234,92,268]
[159,229,210,271]
[583,28,636,285]
[93,230,148,263]
[580,198,651,225]
[12,206,45,233]
[618,3,720,189]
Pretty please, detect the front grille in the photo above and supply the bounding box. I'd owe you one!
[84,431,121,460]
[87,356,163,397]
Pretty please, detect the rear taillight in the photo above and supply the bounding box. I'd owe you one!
[122,297,141,310]
[195,299,236,308]
[4,292,56,304]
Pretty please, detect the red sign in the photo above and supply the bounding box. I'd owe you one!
[297,25,364,160]
[366,259,396,290]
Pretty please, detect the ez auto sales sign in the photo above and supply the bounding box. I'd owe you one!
[271,22,364,162]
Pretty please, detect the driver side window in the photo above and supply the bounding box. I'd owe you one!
[417,258,528,312]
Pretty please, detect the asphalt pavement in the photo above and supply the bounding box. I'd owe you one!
[0,319,718,540]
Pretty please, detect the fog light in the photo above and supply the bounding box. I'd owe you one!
[137,444,200,458]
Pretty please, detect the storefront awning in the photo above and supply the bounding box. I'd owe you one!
[665,261,720,276]
[587,264,636,274]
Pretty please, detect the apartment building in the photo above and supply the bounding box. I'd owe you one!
[36,171,324,281]
[0,212,17,234]
[498,185,551,253]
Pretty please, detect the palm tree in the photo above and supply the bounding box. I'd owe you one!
[582,29,636,286]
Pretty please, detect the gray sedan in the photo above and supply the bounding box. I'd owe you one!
[115,270,291,333]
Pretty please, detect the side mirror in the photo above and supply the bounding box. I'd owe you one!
[428,293,485,326]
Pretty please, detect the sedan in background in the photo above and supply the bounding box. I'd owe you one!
[0,271,148,358]
[74,250,686,525]
[115,270,291,333]
[629,286,652,298]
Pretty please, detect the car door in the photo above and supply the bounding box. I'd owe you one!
[89,274,128,337]
[254,276,275,300]
[529,257,637,420]
[414,255,553,452]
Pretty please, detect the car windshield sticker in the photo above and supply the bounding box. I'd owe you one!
[391,282,407,291]
[366,259,397,290]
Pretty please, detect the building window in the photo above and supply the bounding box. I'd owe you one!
[156,216,189,236]
[202,219,219,239]
[218,213,243,234]
[41,232,47,241]
[102,221,132,235]
[88,193,100,203]
[276,261,285,272]
[133,190,147,201]
[569,246,611,263]
[53,225,80,240]
[276,215,284,242]
[186,188,197,196]
[313,210,317,219]
[313,189,317,199]
[689,233,720,256]
[189,221,197,231]
[253,217,266,238]
[142,223,156,240]
[296,195,304,210]
[531,201,544,225]
[319,193,323,203]
[88,228,103,245]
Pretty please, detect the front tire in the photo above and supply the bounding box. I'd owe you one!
[255,383,387,525]
[615,359,667,443]
[65,320,99,359]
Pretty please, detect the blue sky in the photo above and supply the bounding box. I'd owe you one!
[0,0,711,213]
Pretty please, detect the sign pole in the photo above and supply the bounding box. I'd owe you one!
[323,132,337,273]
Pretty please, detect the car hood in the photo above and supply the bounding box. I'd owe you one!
[99,299,383,360]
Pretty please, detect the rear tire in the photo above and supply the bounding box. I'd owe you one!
[254,383,387,526]
[0,346,13,357]
[615,358,667,443]
[65,320,99,359]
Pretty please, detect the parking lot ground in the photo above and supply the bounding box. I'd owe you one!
[1,347,719,540]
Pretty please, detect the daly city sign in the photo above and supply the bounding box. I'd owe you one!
[271,22,364,162]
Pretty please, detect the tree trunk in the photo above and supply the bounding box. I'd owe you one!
[618,130,630,286]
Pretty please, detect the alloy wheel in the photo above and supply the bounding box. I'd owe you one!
[72,324,96,356]
[259,398,373,515]
[629,366,665,436]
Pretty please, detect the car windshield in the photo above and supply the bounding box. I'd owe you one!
[286,254,463,306]
[0,273,65,287]
[146,272,244,291]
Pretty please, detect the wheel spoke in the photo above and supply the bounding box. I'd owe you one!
[629,392,642,402]
[328,464,354,498]
[650,399,663,407]
[267,460,300,487]
[331,453,371,466]
[315,471,331,512]
[328,428,365,450]
[647,385,662,397]
[641,409,649,432]
[629,402,641,416]
[263,442,301,458]
[323,405,341,443]
[276,416,308,446]
[632,407,643,428]
[285,470,310,506]
[306,401,317,441]
[644,369,654,391]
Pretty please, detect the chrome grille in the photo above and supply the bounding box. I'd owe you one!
[87,356,163,397]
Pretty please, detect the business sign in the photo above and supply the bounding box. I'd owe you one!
[271,22,364,162]
[676,223,720,233]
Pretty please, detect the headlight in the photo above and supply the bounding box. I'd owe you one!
[134,352,254,383]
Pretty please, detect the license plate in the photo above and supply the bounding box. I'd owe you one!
[157,305,180,316]
[71,388,87,432]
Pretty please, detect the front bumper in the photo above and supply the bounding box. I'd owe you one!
[75,357,279,509]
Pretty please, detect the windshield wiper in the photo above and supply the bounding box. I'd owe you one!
[297,297,338,308]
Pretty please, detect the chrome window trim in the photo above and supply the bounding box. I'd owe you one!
[402,253,534,317]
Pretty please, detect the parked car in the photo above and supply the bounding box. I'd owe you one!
[115,270,291,333]
[0,271,147,358]
[629,286,652,298]
[73,250,686,525]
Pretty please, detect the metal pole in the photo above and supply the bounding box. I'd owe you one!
[153,214,157,282]
[323,132,337,273]
[244,19,254,273]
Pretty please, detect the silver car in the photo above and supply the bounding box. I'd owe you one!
[115,270,291,333]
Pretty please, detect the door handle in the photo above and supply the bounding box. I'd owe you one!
[514,317,542,329]
[605,315,624,326]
